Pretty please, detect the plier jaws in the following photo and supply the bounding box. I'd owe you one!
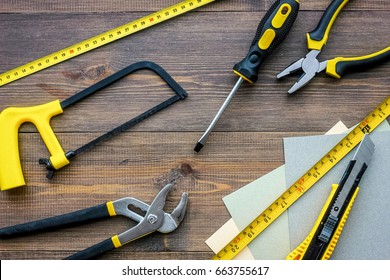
[277,50,325,94]
[0,183,188,259]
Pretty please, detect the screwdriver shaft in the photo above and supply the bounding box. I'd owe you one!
[194,77,244,152]
[194,0,300,152]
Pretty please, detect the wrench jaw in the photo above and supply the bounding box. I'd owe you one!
[171,192,188,224]
[114,183,189,245]
[112,183,188,234]
[159,192,189,233]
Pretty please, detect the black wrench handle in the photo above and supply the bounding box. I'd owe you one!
[0,203,110,238]
[65,237,117,260]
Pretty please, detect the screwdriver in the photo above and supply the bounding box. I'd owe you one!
[194,0,300,152]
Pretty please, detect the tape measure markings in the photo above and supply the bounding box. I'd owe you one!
[213,96,390,260]
[0,0,215,87]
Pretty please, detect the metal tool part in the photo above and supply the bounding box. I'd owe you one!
[194,77,244,152]
[0,183,188,260]
[277,49,324,93]
[39,61,187,180]
[194,0,300,152]
[277,0,390,94]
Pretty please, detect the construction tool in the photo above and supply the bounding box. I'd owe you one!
[212,95,390,260]
[0,61,187,191]
[287,134,374,260]
[0,183,188,260]
[0,0,216,87]
[277,0,390,94]
[194,0,300,152]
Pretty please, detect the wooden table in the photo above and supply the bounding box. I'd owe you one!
[0,0,389,260]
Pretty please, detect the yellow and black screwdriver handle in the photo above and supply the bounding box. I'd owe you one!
[286,183,359,260]
[233,0,300,83]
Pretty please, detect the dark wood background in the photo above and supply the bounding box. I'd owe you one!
[0,0,389,259]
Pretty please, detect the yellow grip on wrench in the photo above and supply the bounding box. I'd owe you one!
[0,100,68,190]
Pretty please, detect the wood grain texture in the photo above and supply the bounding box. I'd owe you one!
[1,0,389,13]
[0,0,389,260]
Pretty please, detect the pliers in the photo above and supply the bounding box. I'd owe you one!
[277,0,390,94]
[0,183,188,260]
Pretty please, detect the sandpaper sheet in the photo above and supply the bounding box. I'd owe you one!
[284,123,390,259]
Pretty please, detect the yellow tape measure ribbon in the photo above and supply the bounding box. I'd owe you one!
[213,96,390,260]
[0,0,215,87]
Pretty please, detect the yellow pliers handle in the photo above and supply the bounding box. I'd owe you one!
[307,0,349,50]
[325,46,390,78]
[286,183,359,260]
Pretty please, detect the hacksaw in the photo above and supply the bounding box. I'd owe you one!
[213,95,390,260]
[0,61,187,191]
[0,0,216,87]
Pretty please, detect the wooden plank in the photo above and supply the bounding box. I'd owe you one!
[0,131,292,259]
[0,11,389,133]
[1,0,389,13]
[0,0,389,260]
[0,250,211,260]
[0,0,261,13]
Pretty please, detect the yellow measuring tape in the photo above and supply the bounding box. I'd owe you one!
[213,95,390,260]
[0,0,215,87]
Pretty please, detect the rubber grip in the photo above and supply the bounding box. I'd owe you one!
[321,187,359,260]
[286,184,339,260]
[233,0,300,83]
[0,203,110,238]
[326,46,390,78]
[0,100,68,191]
[307,0,349,50]
[65,237,116,260]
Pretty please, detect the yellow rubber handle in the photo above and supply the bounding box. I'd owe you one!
[286,184,339,260]
[321,186,359,260]
[307,0,349,50]
[326,46,390,78]
[286,184,359,260]
[0,100,68,191]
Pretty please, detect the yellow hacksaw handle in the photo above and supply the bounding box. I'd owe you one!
[286,183,359,260]
[0,100,69,191]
